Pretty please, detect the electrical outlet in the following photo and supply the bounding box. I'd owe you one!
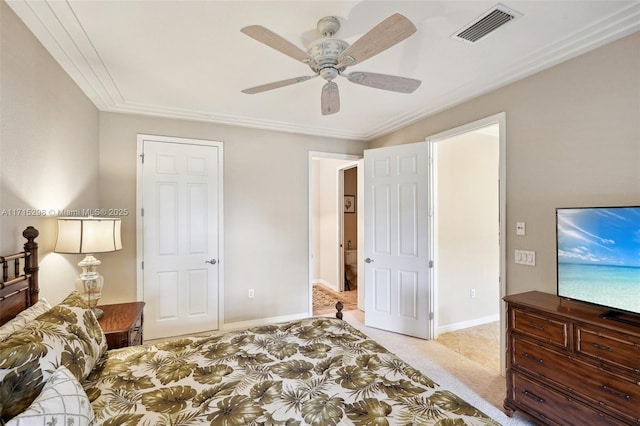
[248,289,254,299]
[470,288,476,299]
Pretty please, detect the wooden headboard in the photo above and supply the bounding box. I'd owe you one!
[0,226,39,326]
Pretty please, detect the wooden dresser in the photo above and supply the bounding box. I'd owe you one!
[504,291,640,425]
[97,302,145,349]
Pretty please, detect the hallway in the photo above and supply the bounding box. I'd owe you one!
[312,284,357,315]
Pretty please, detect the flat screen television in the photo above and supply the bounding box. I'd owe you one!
[556,206,640,325]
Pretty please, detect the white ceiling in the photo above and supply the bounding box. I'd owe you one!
[8,1,640,141]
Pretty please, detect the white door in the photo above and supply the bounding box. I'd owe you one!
[140,136,222,340]
[363,142,432,339]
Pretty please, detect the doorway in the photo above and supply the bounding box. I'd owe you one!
[427,113,506,374]
[359,113,505,371]
[308,152,361,316]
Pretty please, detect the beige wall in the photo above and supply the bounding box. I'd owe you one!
[371,32,640,297]
[311,158,356,291]
[436,130,499,328]
[3,0,638,324]
[1,1,368,321]
[98,112,367,323]
[0,2,100,303]
[343,167,357,251]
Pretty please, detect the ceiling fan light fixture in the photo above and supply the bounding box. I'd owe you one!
[319,67,339,81]
[316,16,341,38]
[307,38,349,71]
[240,13,421,115]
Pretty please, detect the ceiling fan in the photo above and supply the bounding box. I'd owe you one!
[240,13,422,115]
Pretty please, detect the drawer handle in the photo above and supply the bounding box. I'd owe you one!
[591,342,613,352]
[522,352,544,364]
[526,322,545,331]
[523,390,545,403]
[601,385,631,401]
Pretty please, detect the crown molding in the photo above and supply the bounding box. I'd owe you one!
[8,0,640,142]
[106,101,369,141]
[363,2,640,140]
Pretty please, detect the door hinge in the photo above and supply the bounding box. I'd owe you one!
[141,261,144,270]
[429,260,434,268]
[429,312,434,320]
[140,153,144,163]
[141,208,144,217]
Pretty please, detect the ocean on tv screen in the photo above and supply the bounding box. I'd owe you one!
[556,206,640,315]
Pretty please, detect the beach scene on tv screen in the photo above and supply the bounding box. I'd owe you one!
[557,207,640,315]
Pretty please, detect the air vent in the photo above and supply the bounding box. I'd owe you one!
[452,4,522,44]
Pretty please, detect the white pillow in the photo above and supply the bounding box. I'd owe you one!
[5,366,94,426]
[0,298,51,341]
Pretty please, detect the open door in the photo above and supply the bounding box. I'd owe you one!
[363,142,432,339]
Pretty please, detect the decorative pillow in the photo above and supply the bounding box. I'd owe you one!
[0,291,106,421]
[0,298,51,341]
[5,366,93,426]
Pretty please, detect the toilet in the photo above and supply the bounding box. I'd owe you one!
[344,249,358,290]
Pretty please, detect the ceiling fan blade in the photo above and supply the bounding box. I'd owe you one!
[337,13,416,68]
[321,81,340,115]
[346,72,421,93]
[242,75,316,94]
[241,25,314,65]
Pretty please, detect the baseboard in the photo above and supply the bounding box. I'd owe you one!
[223,312,310,331]
[313,280,338,292]
[437,314,499,334]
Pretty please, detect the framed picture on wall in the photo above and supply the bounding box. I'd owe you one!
[344,195,355,214]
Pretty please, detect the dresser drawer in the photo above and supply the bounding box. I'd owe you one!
[98,302,145,349]
[129,314,143,346]
[513,337,640,422]
[511,308,568,348]
[511,371,622,426]
[130,330,143,346]
[576,324,640,376]
[105,331,129,350]
[512,337,568,380]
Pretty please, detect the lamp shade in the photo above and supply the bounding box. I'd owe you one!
[55,217,122,254]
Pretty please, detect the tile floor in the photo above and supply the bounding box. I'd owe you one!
[436,321,501,374]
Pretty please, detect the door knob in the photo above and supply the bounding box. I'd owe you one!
[205,259,217,265]
[365,258,374,263]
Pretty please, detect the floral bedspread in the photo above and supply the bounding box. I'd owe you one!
[84,317,498,425]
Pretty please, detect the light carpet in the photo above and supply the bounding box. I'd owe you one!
[339,310,535,425]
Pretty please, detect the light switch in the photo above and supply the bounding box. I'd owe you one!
[516,222,526,236]
[515,249,535,266]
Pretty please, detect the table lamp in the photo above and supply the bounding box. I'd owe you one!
[54,217,122,318]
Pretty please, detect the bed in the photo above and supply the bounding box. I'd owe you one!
[0,227,499,425]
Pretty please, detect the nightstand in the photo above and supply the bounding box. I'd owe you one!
[97,302,145,349]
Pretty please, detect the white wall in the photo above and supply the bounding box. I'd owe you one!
[436,129,499,329]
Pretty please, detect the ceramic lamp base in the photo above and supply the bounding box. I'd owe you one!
[91,307,104,319]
